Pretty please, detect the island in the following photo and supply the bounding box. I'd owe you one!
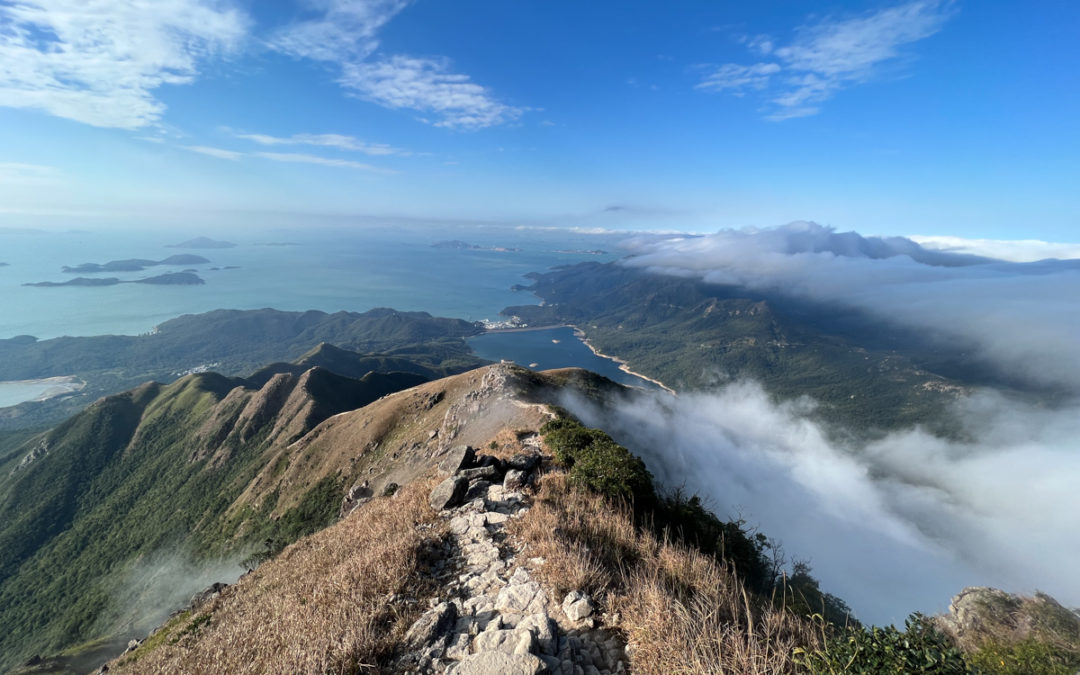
[167,236,237,249]
[0,262,8,266]
[62,254,209,273]
[24,272,205,287]
[432,240,522,252]
[553,249,608,255]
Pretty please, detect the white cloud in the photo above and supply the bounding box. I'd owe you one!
[911,235,1080,262]
[227,130,409,156]
[271,2,520,130]
[252,151,396,173]
[268,0,410,63]
[700,0,953,119]
[619,222,1080,390]
[695,62,780,94]
[180,145,394,172]
[183,145,243,160]
[0,0,248,129]
[564,384,1080,624]
[340,56,523,130]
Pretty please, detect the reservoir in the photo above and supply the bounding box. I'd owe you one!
[467,326,663,391]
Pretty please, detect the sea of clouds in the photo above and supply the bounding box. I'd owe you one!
[562,222,1080,624]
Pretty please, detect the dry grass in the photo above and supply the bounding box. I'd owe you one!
[110,478,446,675]
[514,473,820,675]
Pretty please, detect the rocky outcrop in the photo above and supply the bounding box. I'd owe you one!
[399,446,627,674]
[937,586,1080,652]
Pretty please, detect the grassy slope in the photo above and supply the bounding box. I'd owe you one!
[0,363,434,670]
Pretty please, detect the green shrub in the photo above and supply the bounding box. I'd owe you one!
[540,418,653,502]
[965,637,1079,675]
[794,613,967,674]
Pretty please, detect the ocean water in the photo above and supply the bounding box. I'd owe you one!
[0,225,622,340]
[468,326,662,390]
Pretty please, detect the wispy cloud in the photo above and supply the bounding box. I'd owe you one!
[252,151,396,173]
[226,130,410,156]
[181,145,394,173]
[696,63,780,94]
[340,56,524,130]
[699,0,954,120]
[270,1,521,129]
[0,0,248,129]
[268,0,409,63]
[183,145,243,160]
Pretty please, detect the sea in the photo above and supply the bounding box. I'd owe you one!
[0,222,656,401]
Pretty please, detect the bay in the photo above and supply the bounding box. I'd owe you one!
[468,326,662,390]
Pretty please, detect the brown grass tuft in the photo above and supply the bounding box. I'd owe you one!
[111,478,446,674]
[513,472,820,674]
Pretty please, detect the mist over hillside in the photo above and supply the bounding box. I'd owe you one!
[548,222,1080,624]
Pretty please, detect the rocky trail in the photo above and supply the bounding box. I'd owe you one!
[394,444,628,675]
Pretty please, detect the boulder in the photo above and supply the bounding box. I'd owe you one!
[450,651,544,675]
[562,591,594,621]
[403,601,458,653]
[503,469,529,491]
[459,465,501,482]
[430,476,468,511]
[439,445,476,474]
[505,453,541,472]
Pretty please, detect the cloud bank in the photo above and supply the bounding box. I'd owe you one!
[619,221,1080,390]
[563,384,1080,625]
[583,221,1080,623]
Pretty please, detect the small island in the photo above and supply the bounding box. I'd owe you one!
[62,254,209,274]
[0,262,8,266]
[432,240,522,252]
[24,272,205,287]
[167,236,236,249]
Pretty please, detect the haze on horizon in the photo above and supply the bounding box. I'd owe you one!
[0,0,1077,244]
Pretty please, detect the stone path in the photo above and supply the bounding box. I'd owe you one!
[394,447,628,675]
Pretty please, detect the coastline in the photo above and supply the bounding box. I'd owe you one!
[480,324,569,334]
[570,326,676,395]
[0,375,85,406]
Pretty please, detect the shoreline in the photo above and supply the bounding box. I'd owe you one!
[569,326,676,395]
[0,375,86,406]
[479,324,569,334]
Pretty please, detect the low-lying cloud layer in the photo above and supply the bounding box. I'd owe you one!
[570,222,1080,623]
[620,222,1080,390]
[563,384,1080,625]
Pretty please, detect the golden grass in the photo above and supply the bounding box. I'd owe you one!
[111,478,446,675]
[513,473,820,675]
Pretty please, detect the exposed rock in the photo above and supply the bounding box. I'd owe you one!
[562,591,594,622]
[503,469,529,491]
[404,602,458,653]
[937,586,1080,651]
[439,445,476,474]
[188,582,227,610]
[449,651,544,675]
[459,465,500,482]
[431,476,469,511]
[505,453,541,472]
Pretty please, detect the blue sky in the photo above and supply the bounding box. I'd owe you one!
[0,0,1077,243]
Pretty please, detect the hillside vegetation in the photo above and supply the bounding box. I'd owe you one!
[0,307,484,432]
[504,262,1059,432]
